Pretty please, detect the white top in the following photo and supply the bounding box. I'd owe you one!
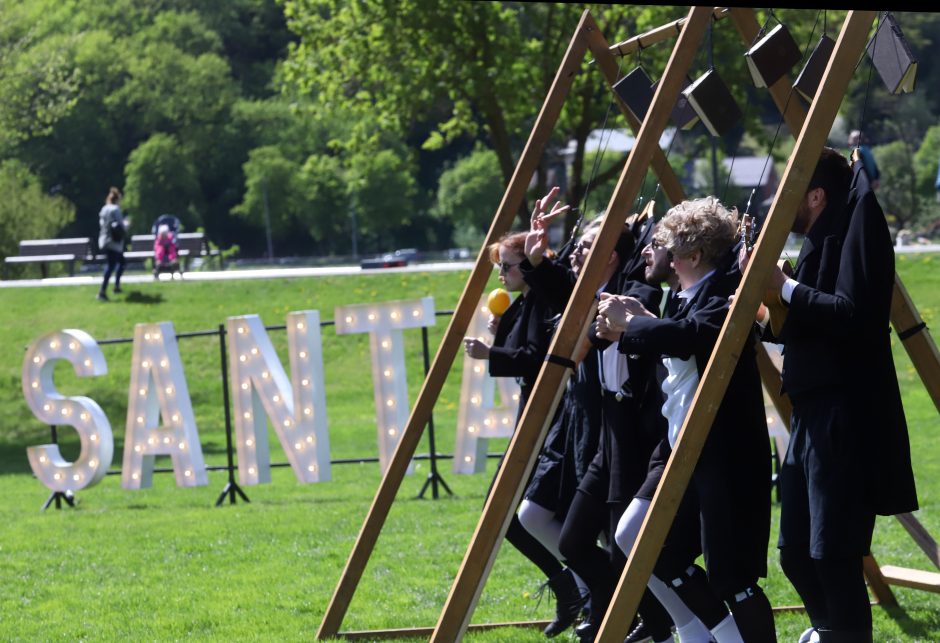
[659,270,713,447]
[596,280,630,393]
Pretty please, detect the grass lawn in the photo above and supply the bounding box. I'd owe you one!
[0,256,938,641]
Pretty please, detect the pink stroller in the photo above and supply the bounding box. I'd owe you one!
[151,214,182,278]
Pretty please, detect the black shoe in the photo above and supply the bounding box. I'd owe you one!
[624,620,652,643]
[113,286,122,293]
[575,618,598,643]
[96,292,109,301]
[540,568,588,638]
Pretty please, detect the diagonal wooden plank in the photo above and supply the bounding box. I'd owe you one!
[315,9,597,639]
[596,11,879,642]
[429,8,714,642]
[891,276,940,413]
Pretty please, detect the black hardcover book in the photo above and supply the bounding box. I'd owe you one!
[652,76,700,130]
[682,69,742,137]
[866,13,917,95]
[793,34,835,103]
[613,67,655,121]
[745,23,802,88]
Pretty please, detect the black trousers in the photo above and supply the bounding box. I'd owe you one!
[101,248,125,291]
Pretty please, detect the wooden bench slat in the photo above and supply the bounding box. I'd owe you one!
[5,254,77,263]
[879,565,940,592]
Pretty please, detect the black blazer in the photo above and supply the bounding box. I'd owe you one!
[617,252,770,492]
[779,167,918,515]
[488,289,557,406]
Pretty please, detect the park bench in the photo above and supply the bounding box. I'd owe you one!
[3,238,93,279]
[122,232,223,271]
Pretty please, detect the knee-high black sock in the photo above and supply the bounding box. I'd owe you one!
[665,565,728,630]
[637,587,675,640]
[724,584,777,642]
[780,546,829,628]
[505,513,564,579]
[814,555,870,632]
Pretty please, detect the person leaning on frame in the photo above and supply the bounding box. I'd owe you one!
[741,147,918,643]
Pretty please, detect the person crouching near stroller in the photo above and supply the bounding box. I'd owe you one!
[153,224,179,276]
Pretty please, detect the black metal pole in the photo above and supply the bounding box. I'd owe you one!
[216,323,249,506]
[417,326,452,499]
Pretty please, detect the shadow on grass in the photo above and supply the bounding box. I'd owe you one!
[122,290,165,304]
[884,603,940,640]
[0,442,36,474]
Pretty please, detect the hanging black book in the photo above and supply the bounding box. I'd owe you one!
[682,69,742,137]
[866,13,917,95]
[793,34,835,103]
[613,67,655,121]
[745,23,802,88]
[652,76,700,130]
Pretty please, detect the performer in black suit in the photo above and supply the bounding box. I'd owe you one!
[463,217,584,636]
[744,148,918,643]
[600,197,775,642]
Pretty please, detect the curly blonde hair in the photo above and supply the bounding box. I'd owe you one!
[653,196,738,266]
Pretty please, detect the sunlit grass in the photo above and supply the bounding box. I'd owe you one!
[0,258,938,641]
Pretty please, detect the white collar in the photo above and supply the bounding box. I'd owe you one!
[677,269,715,301]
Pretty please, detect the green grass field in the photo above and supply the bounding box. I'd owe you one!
[1,257,939,641]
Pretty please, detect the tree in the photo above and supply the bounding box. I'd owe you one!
[432,147,503,241]
[280,2,692,230]
[123,133,203,232]
[0,159,74,268]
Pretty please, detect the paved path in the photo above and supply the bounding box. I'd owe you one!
[3,243,938,290]
[0,261,476,289]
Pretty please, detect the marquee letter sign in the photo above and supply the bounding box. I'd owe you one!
[452,296,520,473]
[23,330,113,492]
[334,297,435,474]
[227,311,331,485]
[122,322,208,489]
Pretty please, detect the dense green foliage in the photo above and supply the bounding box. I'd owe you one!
[0,257,939,639]
[2,4,940,263]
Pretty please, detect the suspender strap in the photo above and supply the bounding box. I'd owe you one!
[898,321,927,341]
[544,353,576,369]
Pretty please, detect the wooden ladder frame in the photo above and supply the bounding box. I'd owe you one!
[316,8,940,641]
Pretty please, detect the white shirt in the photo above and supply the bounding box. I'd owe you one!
[596,280,630,393]
[659,269,714,447]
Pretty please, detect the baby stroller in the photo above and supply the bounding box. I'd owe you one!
[151,214,182,278]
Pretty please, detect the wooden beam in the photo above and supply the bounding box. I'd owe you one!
[880,565,940,593]
[895,512,940,570]
[864,554,899,605]
[606,7,729,57]
[315,9,595,640]
[891,276,940,413]
[595,12,879,642]
[429,8,714,642]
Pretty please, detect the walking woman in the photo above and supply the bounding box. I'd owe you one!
[97,186,128,301]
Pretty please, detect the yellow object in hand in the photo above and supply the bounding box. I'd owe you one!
[486,288,511,316]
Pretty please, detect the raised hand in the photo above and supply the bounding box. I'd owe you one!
[525,186,570,266]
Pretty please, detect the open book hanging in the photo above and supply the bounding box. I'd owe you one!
[866,13,917,95]
[613,67,656,121]
[745,23,801,88]
[682,69,742,137]
[793,34,836,103]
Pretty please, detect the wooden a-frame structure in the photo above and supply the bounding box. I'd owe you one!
[317,8,940,641]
